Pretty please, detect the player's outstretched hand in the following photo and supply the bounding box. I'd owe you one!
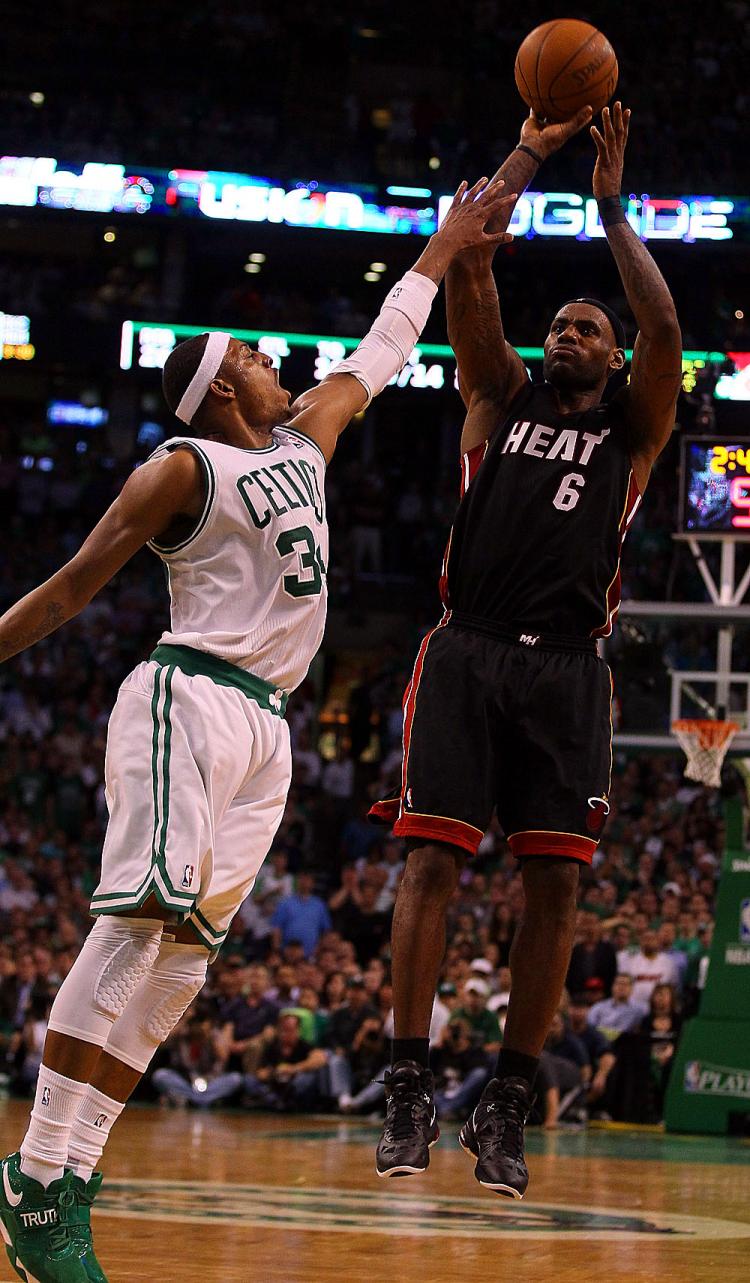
[435,177,518,256]
[520,105,593,160]
[591,102,631,199]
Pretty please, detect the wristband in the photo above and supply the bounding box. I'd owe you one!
[516,143,543,166]
[597,195,627,228]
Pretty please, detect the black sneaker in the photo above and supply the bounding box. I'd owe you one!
[375,1061,439,1178]
[458,1076,533,1198]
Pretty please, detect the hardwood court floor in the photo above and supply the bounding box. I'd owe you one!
[1,1099,749,1283]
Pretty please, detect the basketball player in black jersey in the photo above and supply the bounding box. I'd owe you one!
[372,103,682,1193]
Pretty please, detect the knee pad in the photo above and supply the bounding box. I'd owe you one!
[105,941,208,1074]
[47,916,163,1048]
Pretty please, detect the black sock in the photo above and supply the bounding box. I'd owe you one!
[494,1048,539,1087]
[392,1038,430,1069]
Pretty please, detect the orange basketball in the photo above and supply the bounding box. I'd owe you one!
[515,19,618,123]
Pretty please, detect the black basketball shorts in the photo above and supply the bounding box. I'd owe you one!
[370,613,613,863]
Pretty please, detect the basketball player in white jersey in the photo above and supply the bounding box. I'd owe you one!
[0,178,515,1283]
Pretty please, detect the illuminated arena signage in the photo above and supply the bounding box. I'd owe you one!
[0,156,741,243]
[0,312,34,360]
[119,321,740,400]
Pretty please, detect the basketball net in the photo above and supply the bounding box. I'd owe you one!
[672,718,739,788]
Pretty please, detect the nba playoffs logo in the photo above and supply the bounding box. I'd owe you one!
[182,865,194,889]
[740,899,750,943]
[586,795,610,834]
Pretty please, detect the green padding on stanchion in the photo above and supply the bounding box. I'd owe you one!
[665,1018,750,1133]
[664,800,750,1133]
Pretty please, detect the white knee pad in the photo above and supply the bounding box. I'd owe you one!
[47,916,163,1049]
[105,941,208,1074]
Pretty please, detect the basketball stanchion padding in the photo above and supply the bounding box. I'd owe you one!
[672,718,740,787]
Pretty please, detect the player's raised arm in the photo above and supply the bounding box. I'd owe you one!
[446,109,593,454]
[286,178,518,464]
[0,449,204,664]
[591,103,682,479]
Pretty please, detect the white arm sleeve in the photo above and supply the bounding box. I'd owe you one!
[326,270,439,406]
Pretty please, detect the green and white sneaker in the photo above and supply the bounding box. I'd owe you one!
[0,1152,90,1282]
[65,1174,108,1283]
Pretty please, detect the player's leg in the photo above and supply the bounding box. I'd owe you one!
[0,661,215,1281]
[0,914,169,1283]
[370,624,495,1178]
[459,644,611,1197]
[390,839,466,1064]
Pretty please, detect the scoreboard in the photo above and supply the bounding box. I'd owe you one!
[680,438,750,533]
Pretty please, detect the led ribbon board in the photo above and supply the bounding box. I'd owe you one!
[120,321,732,399]
[0,157,741,243]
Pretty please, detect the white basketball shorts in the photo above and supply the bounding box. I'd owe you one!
[91,644,292,951]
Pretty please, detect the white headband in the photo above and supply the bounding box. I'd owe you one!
[175,331,232,424]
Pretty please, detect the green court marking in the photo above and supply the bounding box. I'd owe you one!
[94,1180,750,1241]
[243,1119,750,1167]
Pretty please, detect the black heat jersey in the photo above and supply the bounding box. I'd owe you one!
[443,382,641,638]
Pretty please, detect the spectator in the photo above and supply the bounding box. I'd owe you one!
[450,980,501,1056]
[618,928,682,1005]
[433,1017,491,1120]
[271,871,332,957]
[566,997,617,1113]
[253,848,294,913]
[324,975,379,1059]
[588,974,649,1041]
[215,963,279,1073]
[607,984,682,1123]
[566,911,618,998]
[152,1010,242,1109]
[243,1013,329,1111]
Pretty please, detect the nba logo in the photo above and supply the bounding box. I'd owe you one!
[740,899,750,943]
[41,1087,51,1107]
[182,865,194,889]
[93,1113,108,1129]
[684,1061,701,1092]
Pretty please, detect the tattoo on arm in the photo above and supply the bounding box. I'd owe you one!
[604,222,679,335]
[0,600,67,664]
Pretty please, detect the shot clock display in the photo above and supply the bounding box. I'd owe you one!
[681,438,750,532]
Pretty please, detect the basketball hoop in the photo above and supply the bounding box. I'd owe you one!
[672,718,739,787]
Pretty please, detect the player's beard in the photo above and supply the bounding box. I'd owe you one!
[543,354,602,392]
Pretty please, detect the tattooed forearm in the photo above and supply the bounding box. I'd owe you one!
[603,221,679,335]
[0,595,70,664]
[483,150,538,234]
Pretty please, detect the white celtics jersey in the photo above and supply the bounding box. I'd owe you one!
[145,428,328,693]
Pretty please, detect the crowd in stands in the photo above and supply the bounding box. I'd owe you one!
[2,1,747,191]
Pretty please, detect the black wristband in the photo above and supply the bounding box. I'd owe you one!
[597,195,627,228]
[516,143,543,166]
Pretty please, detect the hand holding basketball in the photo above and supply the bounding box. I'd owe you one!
[519,105,593,161]
[591,102,631,199]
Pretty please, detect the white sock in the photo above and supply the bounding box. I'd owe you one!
[67,1086,125,1183]
[20,1065,88,1189]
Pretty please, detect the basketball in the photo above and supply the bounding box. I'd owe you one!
[515,19,618,123]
